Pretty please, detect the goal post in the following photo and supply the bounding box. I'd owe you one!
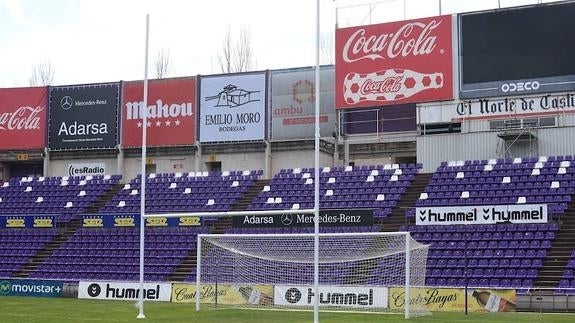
[195,232,430,318]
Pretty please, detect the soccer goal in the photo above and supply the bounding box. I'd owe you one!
[195,232,430,318]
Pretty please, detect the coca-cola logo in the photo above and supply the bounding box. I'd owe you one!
[360,76,403,94]
[342,19,442,63]
[0,106,44,131]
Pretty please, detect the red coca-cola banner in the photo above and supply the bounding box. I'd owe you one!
[0,87,47,150]
[122,78,196,147]
[335,15,453,109]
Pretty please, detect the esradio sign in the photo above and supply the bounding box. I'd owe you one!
[336,15,453,109]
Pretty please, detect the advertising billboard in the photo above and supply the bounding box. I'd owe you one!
[48,83,119,150]
[0,87,47,150]
[232,209,373,228]
[122,78,196,147]
[270,66,335,140]
[199,72,266,142]
[335,15,453,109]
[416,204,547,226]
[0,279,63,298]
[459,2,575,98]
[78,281,171,301]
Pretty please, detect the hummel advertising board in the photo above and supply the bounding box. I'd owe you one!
[232,209,373,228]
[459,2,575,98]
[416,204,547,225]
[199,72,266,142]
[78,281,171,301]
[0,87,47,150]
[270,67,335,140]
[274,285,388,309]
[48,83,119,150]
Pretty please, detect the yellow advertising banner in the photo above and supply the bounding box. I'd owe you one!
[172,284,273,305]
[389,287,516,312]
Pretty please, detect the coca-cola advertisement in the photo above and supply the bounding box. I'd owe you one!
[335,15,453,109]
[0,87,47,150]
[122,78,196,147]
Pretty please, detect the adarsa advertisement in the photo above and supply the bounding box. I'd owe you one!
[172,284,273,305]
[389,287,516,312]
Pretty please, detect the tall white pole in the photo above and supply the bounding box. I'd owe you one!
[405,233,411,319]
[313,0,321,322]
[137,13,150,320]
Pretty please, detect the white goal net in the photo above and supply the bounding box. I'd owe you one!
[196,232,430,318]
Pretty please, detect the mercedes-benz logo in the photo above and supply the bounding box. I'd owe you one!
[87,283,101,297]
[281,214,293,226]
[285,288,302,303]
[60,96,73,110]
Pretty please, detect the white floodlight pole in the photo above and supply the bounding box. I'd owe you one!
[313,0,321,322]
[137,13,150,320]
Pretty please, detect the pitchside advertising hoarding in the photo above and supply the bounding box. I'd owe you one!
[274,285,388,309]
[172,284,273,305]
[335,15,453,109]
[0,279,63,298]
[459,2,575,99]
[48,83,119,150]
[270,67,335,140]
[122,78,196,147]
[199,72,266,142]
[78,281,171,301]
[0,87,47,150]
[418,91,575,124]
[389,288,516,312]
[232,209,373,228]
[416,204,547,226]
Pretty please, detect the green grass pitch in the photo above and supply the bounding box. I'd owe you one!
[0,296,574,322]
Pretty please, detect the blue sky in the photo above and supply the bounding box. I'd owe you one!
[0,0,562,87]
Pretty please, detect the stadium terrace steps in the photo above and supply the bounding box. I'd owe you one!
[534,198,575,290]
[230,179,271,212]
[380,172,433,232]
[84,183,125,213]
[167,248,198,282]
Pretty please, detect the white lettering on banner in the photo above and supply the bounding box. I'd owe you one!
[125,99,193,120]
[274,285,388,309]
[416,204,548,226]
[344,69,443,104]
[58,122,108,136]
[342,20,441,63]
[78,281,171,302]
[0,106,43,131]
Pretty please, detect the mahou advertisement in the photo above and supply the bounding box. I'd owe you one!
[0,87,46,150]
[335,15,453,109]
[122,78,196,147]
